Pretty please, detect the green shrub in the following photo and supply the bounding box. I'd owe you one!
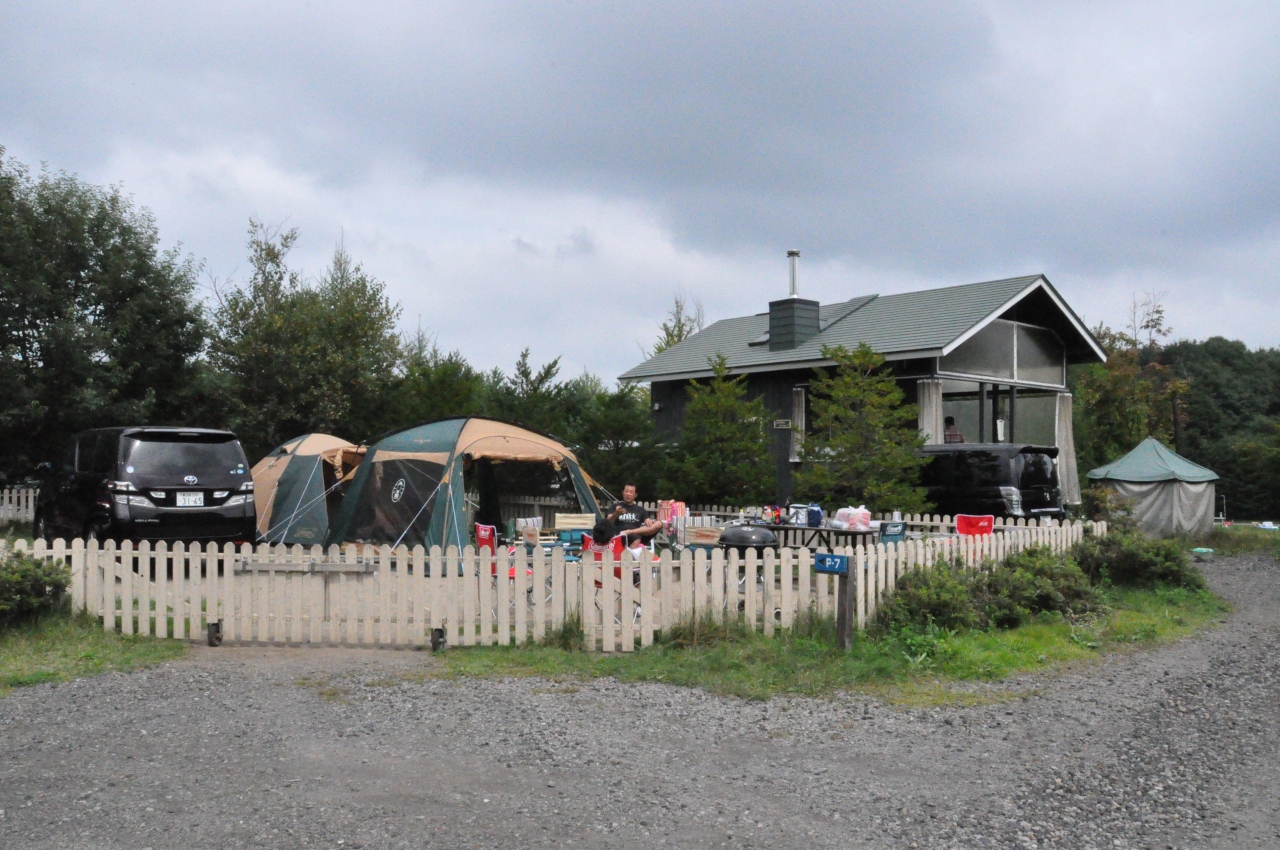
[1081,484,1133,524]
[878,547,1101,634]
[876,561,980,633]
[1073,531,1204,589]
[0,551,69,627]
[975,547,1100,629]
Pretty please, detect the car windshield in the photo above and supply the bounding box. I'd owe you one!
[1016,452,1058,489]
[123,434,247,479]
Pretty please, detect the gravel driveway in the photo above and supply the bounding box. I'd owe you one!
[1,552,1277,849]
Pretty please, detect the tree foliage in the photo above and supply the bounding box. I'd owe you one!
[389,331,486,429]
[571,384,661,499]
[792,344,929,513]
[0,149,207,476]
[210,221,401,458]
[660,355,775,505]
[1071,293,1187,479]
[1157,338,1280,519]
[648,291,705,356]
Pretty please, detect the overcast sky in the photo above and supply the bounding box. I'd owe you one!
[4,1,1278,380]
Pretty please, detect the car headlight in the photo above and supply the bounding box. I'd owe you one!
[239,481,254,492]
[223,494,248,507]
[214,490,230,499]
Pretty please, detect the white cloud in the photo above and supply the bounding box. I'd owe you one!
[3,0,1279,381]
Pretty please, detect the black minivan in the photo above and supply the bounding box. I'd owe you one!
[919,443,1066,522]
[35,427,256,543]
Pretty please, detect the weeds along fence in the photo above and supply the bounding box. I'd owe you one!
[4,520,1102,652]
[1,487,36,523]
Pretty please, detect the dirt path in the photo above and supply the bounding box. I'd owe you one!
[1,553,1277,849]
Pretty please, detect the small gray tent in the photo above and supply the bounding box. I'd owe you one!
[1086,437,1218,537]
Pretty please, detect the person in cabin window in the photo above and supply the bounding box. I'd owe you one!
[944,415,967,444]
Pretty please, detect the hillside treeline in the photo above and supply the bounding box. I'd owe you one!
[1071,296,1280,520]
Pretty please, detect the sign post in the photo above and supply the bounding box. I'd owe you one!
[814,552,854,650]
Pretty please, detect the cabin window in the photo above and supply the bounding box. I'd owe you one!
[940,320,1015,380]
[940,319,1065,387]
[1016,324,1066,385]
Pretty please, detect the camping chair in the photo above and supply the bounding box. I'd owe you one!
[475,523,497,554]
[582,533,642,626]
[878,521,907,545]
[955,514,995,536]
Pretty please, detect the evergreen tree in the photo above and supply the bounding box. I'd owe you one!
[389,330,485,429]
[661,355,775,505]
[792,343,929,514]
[571,384,660,498]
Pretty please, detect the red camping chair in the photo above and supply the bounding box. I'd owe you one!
[582,533,627,581]
[477,523,534,579]
[956,514,995,536]
[582,533,644,627]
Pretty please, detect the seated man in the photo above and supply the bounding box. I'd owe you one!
[611,483,664,551]
[943,415,967,444]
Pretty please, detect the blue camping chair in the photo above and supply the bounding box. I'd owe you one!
[878,521,907,545]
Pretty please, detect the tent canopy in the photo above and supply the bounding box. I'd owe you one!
[252,434,365,545]
[326,417,602,550]
[1086,437,1218,537]
[1086,437,1219,483]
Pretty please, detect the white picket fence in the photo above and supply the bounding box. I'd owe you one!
[4,520,1102,651]
[1,487,36,523]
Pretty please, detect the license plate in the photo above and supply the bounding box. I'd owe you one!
[177,491,204,507]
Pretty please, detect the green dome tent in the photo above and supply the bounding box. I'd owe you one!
[1087,437,1218,537]
[252,434,365,545]
[325,417,602,550]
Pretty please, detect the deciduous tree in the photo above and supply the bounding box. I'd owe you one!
[211,221,401,458]
[0,149,207,475]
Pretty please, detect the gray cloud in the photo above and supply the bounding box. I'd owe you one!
[2,1,1278,376]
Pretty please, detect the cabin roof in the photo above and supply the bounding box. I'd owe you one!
[620,274,1105,382]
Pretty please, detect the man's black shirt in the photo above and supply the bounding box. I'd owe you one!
[611,501,649,532]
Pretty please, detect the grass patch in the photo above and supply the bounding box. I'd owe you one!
[419,585,1227,702]
[1,523,33,542]
[0,610,186,695]
[295,675,353,702]
[1196,525,1280,557]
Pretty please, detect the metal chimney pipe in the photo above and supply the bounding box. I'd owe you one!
[787,249,800,297]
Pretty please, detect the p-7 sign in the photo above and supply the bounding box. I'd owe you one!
[813,553,848,575]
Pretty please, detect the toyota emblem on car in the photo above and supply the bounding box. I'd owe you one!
[184,475,198,485]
